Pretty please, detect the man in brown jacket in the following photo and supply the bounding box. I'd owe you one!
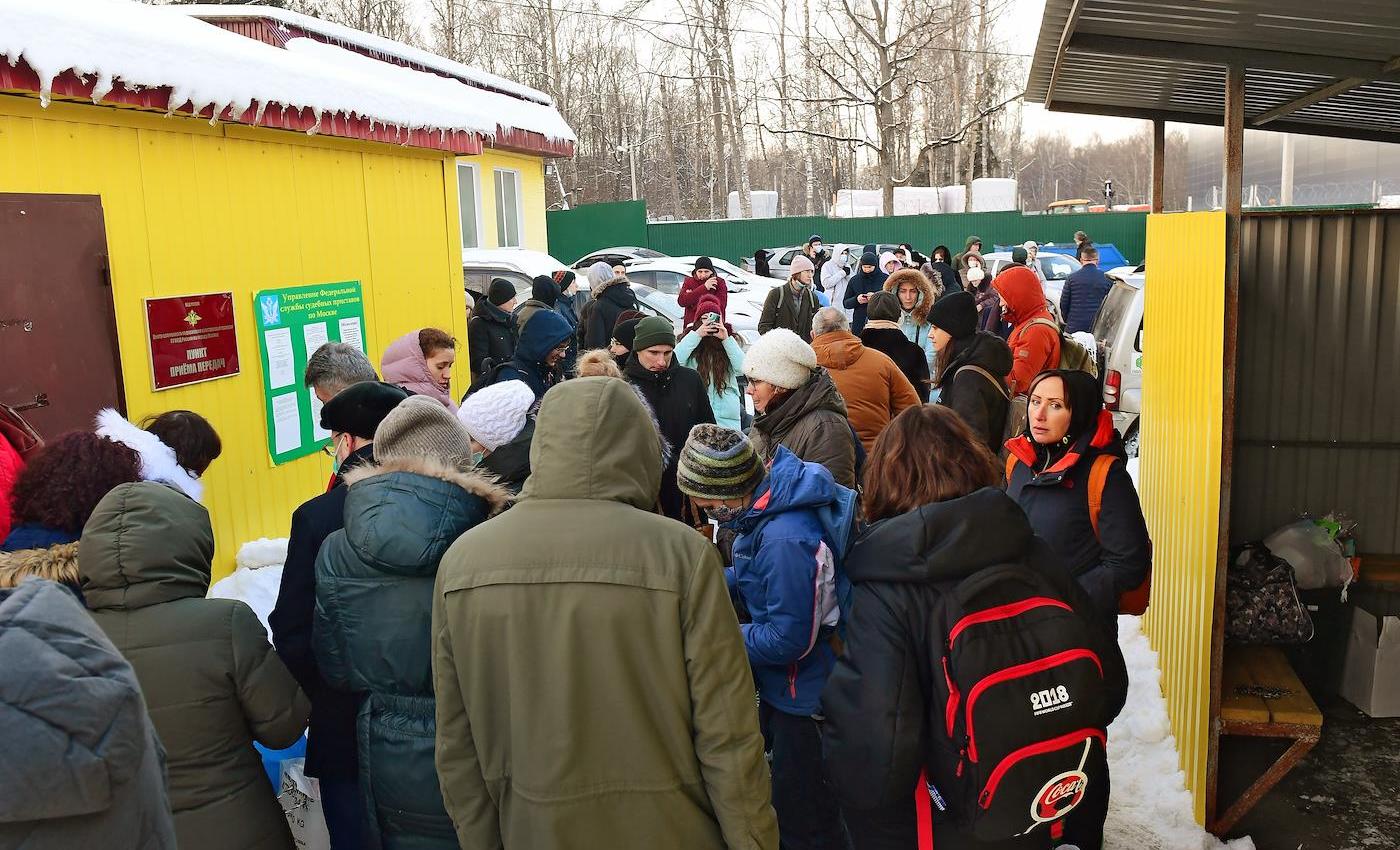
[432,377,779,850]
[809,307,921,452]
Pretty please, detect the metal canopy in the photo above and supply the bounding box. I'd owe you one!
[1026,0,1400,143]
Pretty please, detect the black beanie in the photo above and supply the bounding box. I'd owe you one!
[552,268,577,290]
[866,291,902,322]
[693,256,715,273]
[488,278,517,306]
[612,316,644,350]
[927,291,977,339]
[320,381,410,440]
[859,251,878,268]
[532,275,560,307]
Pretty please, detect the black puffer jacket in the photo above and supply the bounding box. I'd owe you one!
[861,324,931,403]
[479,418,534,495]
[624,355,715,520]
[468,300,516,389]
[822,488,1128,848]
[935,331,1013,451]
[586,276,641,350]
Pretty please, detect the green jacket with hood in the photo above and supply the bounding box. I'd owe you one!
[81,482,309,850]
[432,377,779,850]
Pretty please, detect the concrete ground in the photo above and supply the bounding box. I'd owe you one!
[1223,697,1400,850]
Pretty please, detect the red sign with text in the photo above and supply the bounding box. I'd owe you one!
[145,293,240,390]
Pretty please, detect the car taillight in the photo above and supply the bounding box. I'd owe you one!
[1103,370,1121,411]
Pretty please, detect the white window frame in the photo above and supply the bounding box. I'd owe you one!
[456,161,483,254]
[494,167,524,248]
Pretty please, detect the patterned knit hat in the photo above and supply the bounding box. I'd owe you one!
[374,395,473,468]
[677,424,765,500]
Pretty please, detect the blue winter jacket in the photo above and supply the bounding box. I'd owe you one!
[725,447,858,717]
[1060,262,1114,334]
[495,310,575,399]
[673,331,745,431]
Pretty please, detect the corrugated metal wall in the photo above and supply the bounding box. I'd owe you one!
[0,96,467,577]
[1140,211,1227,825]
[1233,211,1400,553]
[544,200,1148,266]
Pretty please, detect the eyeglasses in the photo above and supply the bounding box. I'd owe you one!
[322,433,343,457]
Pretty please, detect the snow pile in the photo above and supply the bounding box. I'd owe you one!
[0,0,575,144]
[828,187,944,217]
[727,190,779,219]
[970,177,1018,212]
[939,184,968,213]
[208,537,288,633]
[1107,616,1254,850]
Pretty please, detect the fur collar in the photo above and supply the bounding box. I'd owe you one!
[592,274,631,299]
[341,456,512,517]
[94,409,203,502]
[0,542,79,589]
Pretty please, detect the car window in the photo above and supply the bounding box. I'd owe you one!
[464,268,531,297]
[1093,282,1137,339]
[1039,256,1079,280]
[628,271,655,288]
[636,248,665,258]
[647,270,686,295]
[780,249,799,265]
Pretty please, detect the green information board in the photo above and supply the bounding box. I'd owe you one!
[253,281,366,466]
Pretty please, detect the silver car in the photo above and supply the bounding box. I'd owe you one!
[1093,268,1145,457]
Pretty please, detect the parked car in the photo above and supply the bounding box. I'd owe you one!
[463,247,568,303]
[1093,269,1145,457]
[571,246,667,271]
[629,281,762,353]
[983,250,1083,305]
[622,256,774,295]
[745,243,899,279]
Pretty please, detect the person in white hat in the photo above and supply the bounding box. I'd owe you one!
[743,328,856,488]
[457,380,537,494]
[1023,239,1047,282]
[758,255,822,342]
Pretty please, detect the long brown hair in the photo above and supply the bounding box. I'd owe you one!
[684,321,734,392]
[862,405,1000,521]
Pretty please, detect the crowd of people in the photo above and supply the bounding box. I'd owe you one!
[0,227,1148,850]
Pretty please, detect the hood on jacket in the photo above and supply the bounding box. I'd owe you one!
[735,447,854,547]
[964,235,982,251]
[0,580,152,822]
[515,310,574,365]
[754,368,849,439]
[846,487,1033,584]
[811,330,866,371]
[95,409,202,503]
[991,264,1047,324]
[847,263,888,292]
[531,275,561,307]
[931,245,952,265]
[522,377,664,510]
[0,541,79,589]
[340,457,510,577]
[882,268,935,324]
[1006,400,1122,478]
[586,261,614,290]
[381,330,456,409]
[940,331,1013,385]
[592,274,632,302]
[79,481,214,612]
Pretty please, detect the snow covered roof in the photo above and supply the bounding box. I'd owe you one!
[0,0,575,157]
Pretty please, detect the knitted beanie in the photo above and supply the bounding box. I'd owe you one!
[743,328,816,390]
[789,255,815,277]
[1011,246,1029,265]
[632,316,677,352]
[374,395,473,467]
[488,278,516,306]
[695,292,724,321]
[612,317,644,350]
[928,291,978,339]
[693,256,715,273]
[677,424,765,500]
[866,290,903,323]
[456,380,534,452]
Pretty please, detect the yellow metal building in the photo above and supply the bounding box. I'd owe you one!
[0,3,573,575]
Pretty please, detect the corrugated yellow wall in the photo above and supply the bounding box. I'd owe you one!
[458,148,548,251]
[0,94,467,577]
[1139,211,1226,824]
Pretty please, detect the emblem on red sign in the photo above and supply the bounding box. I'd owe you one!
[144,292,241,390]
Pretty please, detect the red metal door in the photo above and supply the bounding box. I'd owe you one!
[0,193,124,439]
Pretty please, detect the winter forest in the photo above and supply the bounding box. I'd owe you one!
[163,0,1189,217]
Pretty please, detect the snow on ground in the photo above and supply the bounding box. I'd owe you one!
[1107,616,1254,850]
[208,537,287,633]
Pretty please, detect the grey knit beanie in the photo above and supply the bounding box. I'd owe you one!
[677,424,765,500]
[373,395,473,467]
[866,290,902,323]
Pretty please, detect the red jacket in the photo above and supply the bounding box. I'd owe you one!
[993,265,1060,395]
[0,437,23,542]
[677,274,729,327]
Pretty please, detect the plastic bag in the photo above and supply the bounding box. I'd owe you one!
[1264,520,1353,590]
[278,759,331,850]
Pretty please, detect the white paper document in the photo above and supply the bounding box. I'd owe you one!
[264,327,296,389]
[338,317,364,352]
[272,392,302,455]
[303,322,330,360]
[308,390,330,442]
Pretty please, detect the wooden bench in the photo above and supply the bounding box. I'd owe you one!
[1211,645,1323,835]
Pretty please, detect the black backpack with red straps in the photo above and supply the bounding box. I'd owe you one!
[920,561,1111,845]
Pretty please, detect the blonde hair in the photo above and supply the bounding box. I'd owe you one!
[576,349,624,379]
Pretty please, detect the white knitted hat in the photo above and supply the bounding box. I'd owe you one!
[456,380,535,452]
[743,329,817,390]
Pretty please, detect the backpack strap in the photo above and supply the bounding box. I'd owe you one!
[1086,454,1117,539]
[915,770,935,850]
[1004,452,1017,485]
[954,364,1010,400]
[1026,317,1062,335]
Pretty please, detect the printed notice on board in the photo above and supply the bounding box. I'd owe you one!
[272,393,302,455]
[338,317,364,353]
[308,392,330,442]
[264,328,296,389]
[303,322,330,361]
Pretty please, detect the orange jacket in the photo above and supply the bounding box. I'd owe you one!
[993,265,1060,395]
[811,331,921,452]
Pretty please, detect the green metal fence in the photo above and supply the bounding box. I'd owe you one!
[546,201,1149,266]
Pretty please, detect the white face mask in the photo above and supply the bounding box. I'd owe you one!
[967,266,985,283]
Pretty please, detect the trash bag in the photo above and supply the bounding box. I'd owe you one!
[1264,520,1353,590]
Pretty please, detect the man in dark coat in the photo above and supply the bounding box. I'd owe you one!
[860,291,931,402]
[623,317,716,520]
[924,245,961,294]
[468,278,518,390]
[1060,244,1114,334]
[269,380,408,849]
[585,272,641,350]
[758,255,822,342]
[928,292,1013,450]
[841,251,888,335]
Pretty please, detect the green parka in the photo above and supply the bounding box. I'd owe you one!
[81,482,309,850]
[432,377,779,850]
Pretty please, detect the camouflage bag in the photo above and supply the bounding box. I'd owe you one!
[1226,542,1314,645]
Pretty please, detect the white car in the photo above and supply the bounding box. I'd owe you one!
[462,247,568,302]
[625,276,764,352]
[982,251,1082,305]
[1093,267,1146,457]
[622,256,776,296]
[571,246,667,271]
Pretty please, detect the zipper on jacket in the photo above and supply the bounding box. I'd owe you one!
[942,655,961,737]
[948,598,1073,648]
[965,649,1103,763]
[978,729,1106,809]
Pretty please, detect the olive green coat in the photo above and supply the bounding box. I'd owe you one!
[432,377,778,850]
[81,482,309,850]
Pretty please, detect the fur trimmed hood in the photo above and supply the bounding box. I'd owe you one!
[883,268,936,325]
[0,541,79,589]
[342,456,512,517]
[591,274,632,300]
[94,409,202,503]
